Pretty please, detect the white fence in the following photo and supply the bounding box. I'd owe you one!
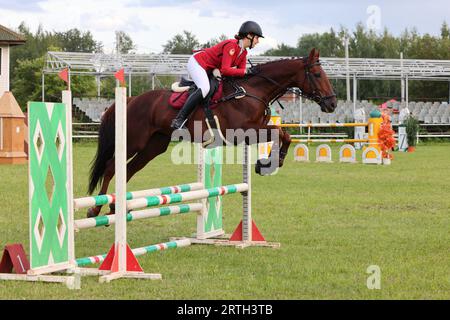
[73,123,100,139]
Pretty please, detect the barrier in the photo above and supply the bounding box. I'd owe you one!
[0,88,278,288]
[316,144,332,162]
[339,144,357,163]
[280,111,383,164]
[362,147,382,164]
[294,144,309,162]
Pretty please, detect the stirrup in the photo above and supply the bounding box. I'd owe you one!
[171,118,188,130]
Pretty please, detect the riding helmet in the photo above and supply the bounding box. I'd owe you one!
[238,21,264,38]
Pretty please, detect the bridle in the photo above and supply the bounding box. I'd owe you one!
[241,58,336,110]
[300,58,336,107]
[216,58,336,115]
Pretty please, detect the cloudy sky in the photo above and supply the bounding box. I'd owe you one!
[0,0,449,55]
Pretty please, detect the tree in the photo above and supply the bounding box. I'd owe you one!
[202,34,228,48]
[54,29,101,52]
[115,31,135,54]
[10,23,54,72]
[297,33,323,57]
[441,21,449,39]
[8,23,103,108]
[162,31,200,54]
[11,55,97,110]
[264,43,299,56]
[315,28,343,57]
[349,22,379,58]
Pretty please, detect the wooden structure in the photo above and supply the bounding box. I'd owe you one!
[0,91,27,164]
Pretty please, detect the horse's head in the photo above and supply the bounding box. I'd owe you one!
[296,48,337,113]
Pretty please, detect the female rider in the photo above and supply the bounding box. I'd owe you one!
[171,21,264,129]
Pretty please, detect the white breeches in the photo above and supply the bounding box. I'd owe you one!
[187,55,210,98]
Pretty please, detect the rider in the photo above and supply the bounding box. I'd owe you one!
[170,21,264,129]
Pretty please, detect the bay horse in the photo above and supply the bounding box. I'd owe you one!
[86,48,336,217]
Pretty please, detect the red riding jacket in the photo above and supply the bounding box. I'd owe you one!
[194,39,247,77]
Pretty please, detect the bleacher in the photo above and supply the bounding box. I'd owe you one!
[72,96,450,125]
[410,101,450,124]
[73,97,113,122]
[277,99,450,124]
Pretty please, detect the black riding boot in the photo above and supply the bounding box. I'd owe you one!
[171,88,204,129]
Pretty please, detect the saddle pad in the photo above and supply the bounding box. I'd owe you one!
[169,82,223,109]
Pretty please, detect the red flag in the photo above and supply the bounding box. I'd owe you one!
[115,68,125,86]
[58,68,69,84]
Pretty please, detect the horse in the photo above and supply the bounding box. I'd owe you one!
[86,48,336,217]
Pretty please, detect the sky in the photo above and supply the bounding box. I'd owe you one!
[0,0,449,55]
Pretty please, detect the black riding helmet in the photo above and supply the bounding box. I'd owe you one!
[238,21,264,38]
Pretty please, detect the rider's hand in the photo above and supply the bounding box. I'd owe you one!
[245,66,258,76]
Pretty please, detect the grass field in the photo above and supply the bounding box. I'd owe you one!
[0,142,449,299]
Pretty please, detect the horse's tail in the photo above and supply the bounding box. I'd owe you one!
[88,104,115,195]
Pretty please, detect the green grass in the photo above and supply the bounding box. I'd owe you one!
[0,142,449,299]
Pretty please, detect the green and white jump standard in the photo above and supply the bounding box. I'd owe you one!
[0,91,80,288]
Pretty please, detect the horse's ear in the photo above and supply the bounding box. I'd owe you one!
[316,49,320,58]
[308,48,316,62]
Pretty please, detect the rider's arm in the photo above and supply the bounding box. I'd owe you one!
[237,52,247,73]
[220,42,246,77]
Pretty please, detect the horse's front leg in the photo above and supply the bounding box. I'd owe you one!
[254,125,291,175]
[274,126,291,168]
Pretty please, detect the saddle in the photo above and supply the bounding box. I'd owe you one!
[169,69,249,147]
[169,69,223,109]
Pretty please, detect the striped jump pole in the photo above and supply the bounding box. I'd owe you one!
[74,203,203,230]
[291,138,369,143]
[279,123,369,128]
[73,182,203,210]
[76,239,191,267]
[127,184,249,211]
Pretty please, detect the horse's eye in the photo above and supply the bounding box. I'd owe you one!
[314,72,321,78]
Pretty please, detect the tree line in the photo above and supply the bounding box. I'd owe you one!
[264,23,450,103]
[8,21,450,110]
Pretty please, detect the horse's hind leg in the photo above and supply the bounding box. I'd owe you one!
[86,157,115,218]
[106,132,172,215]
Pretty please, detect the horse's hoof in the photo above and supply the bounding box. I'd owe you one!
[255,159,278,176]
[259,167,277,176]
[255,162,261,175]
[262,166,279,176]
[255,159,269,175]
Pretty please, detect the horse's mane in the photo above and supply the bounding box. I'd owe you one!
[253,57,306,69]
[221,57,305,85]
